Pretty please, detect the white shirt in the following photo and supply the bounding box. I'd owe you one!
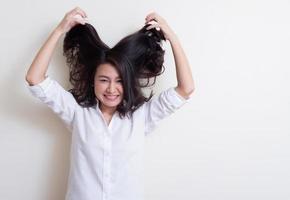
[27,76,189,200]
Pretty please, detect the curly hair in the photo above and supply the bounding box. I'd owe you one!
[63,23,166,117]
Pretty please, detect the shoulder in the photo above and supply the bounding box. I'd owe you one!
[147,87,190,105]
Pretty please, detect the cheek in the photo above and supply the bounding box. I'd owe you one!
[94,84,104,95]
[119,86,124,94]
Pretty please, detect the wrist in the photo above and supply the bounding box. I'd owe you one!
[53,26,65,36]
[168,33,178,43]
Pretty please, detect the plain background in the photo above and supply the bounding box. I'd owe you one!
[1,0,290,199]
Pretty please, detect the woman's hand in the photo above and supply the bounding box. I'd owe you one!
[56,7,88,35]
[145,12,176,41]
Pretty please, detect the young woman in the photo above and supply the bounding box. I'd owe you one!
[26,7,194,200]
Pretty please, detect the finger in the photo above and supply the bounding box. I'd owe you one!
[71,7,87,18]
[146,20,158,25]
[145,18,157,25]
[145,18,155,24]
[76,8,87,18]
[74,17,87,25]
[145,12,159,23]
[145,21,160,31]
[68,7,79,16]
[73,13,88,21]
[67,7,77,14]
[146,23,160,31]
[73,14,89,23]
[75,9,87,18]
[145,12,156,19]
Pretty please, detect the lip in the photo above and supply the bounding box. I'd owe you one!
[104,94,119,101]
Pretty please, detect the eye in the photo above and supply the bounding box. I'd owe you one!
[117,79,123,83]
[99,79,108,82]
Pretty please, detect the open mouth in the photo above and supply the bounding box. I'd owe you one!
[104,94,119,101]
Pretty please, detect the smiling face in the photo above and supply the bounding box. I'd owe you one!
[94,63,124,113]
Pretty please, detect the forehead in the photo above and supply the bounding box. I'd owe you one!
[95,63,120,78]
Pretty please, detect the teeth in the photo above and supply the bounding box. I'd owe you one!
[104,95,118,100]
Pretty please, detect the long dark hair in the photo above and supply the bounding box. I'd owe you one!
[63,23,166,117]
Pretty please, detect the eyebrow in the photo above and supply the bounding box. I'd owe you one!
[97,75,121,79]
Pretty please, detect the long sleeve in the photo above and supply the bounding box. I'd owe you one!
[144,87,190,135]
[26,75,80,131]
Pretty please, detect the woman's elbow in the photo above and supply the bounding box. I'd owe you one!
[25,74,44,86]
[176,86,195,99]
[184,87,195,98]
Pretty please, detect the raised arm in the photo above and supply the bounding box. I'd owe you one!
[25,7,88,86]
[145,12,195,99]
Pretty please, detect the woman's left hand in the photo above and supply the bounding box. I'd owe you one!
[145,12,176,41]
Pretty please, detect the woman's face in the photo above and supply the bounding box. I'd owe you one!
[94,63,124,112]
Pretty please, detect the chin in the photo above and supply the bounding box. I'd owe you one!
[97,95,123,109]
[101,98,122,108]
[103,102,121,108]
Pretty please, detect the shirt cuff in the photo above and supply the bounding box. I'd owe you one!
[27,76,53,98]
[168,87,190,108]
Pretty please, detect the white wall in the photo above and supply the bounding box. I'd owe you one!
[1,0,290,199]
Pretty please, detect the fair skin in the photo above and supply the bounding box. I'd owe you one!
[94,63,123,124]
[145,13,195,99]
[25,7,194,121]
[25,7,87,85]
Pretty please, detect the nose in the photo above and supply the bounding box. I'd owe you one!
[106,82,116,93]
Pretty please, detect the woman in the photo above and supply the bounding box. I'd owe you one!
[26,7,194,200]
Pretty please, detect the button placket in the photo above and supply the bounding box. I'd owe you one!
[103,131,112,200]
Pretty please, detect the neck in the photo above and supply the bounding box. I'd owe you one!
[99,104,116,116]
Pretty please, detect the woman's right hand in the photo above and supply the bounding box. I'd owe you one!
[56,7,88,35]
